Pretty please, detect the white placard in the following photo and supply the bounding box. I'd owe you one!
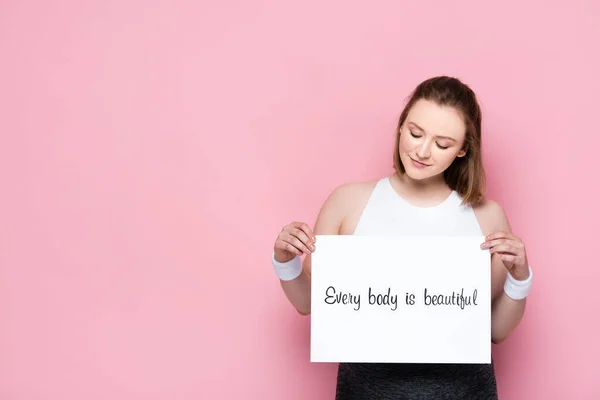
[310,235,491,364]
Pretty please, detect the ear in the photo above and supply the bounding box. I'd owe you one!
[457,147,468,158]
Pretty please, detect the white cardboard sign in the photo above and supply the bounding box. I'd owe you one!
[310,235,491,364]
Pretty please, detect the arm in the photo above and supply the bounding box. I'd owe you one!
[482,202,531,344]
[278,185,348,315]
[490,281,527,344]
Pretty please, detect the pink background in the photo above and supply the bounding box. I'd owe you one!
[1,1,598,399]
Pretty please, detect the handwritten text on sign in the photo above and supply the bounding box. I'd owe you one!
[310,235,491,364]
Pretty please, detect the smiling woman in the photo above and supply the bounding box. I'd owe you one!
[271,76,533,400]
[392,78,486,207]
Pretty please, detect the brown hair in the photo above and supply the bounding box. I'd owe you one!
[392,76,486,206]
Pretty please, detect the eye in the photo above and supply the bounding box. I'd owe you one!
[409,130,421,138]
[436,143,450,150]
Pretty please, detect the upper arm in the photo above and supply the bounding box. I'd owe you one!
[303,184,352,277]
[474,199,511,301]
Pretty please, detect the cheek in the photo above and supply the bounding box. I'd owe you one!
[398,135,412,152]
[436,149,460,165]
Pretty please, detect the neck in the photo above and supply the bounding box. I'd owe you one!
[389,171,454,208]
[395,170,450,195]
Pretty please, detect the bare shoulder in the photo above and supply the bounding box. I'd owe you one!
[303,179,379,276]
[314,179,379,235]
[328,180,378,206]
[334,179,379,235]
[472,198,512,236]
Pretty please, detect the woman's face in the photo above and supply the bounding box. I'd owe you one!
[398,99,468,181]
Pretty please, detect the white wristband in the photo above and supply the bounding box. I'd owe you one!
[271,251,303,281]
[503,265,533,300]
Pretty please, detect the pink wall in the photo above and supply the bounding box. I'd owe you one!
[1,1,598,398]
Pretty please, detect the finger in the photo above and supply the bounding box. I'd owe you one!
[283,231,313,254]
[274,240,303,256]
[484,240,525,254]
[481,239,524,249]
[290,222,316,242]
[286,223,315,246]
[485,231,516,242]
[290,228,315,251]
[489,244,519,255]
[481,239,511,249]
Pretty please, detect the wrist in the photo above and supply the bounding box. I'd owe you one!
[271,251,303,281]
[503,265,533,300]
[273,251,291,263]
[508,266,530,281]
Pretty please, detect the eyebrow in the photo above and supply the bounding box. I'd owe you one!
[408,122,457,142]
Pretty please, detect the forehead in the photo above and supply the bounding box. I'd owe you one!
[406,99,466,140]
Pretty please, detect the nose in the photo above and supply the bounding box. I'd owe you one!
[416,141,431,159]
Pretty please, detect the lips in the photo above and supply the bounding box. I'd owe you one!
[409,157,430,167]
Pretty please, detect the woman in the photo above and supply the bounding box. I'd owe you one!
[271,76,533,399]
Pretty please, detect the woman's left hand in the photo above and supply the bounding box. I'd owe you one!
[481,231,530,280]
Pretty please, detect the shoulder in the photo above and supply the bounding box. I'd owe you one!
[472,198,505,219]
[313,179,379,234]
[320,179,378,216]
[472,198,512,236]
[327,180,378,203]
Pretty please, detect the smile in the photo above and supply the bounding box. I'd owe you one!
[409,157,431,168]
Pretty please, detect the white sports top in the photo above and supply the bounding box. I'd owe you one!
[337,177,498,398]
[353,176,483,236]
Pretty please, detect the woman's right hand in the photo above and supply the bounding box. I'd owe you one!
[273,221,316,262]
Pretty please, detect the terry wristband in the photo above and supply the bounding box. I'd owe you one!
[271,251,303,281]
[503,265,533,300]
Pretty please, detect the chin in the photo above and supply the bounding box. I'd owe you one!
[404,168,433,181]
